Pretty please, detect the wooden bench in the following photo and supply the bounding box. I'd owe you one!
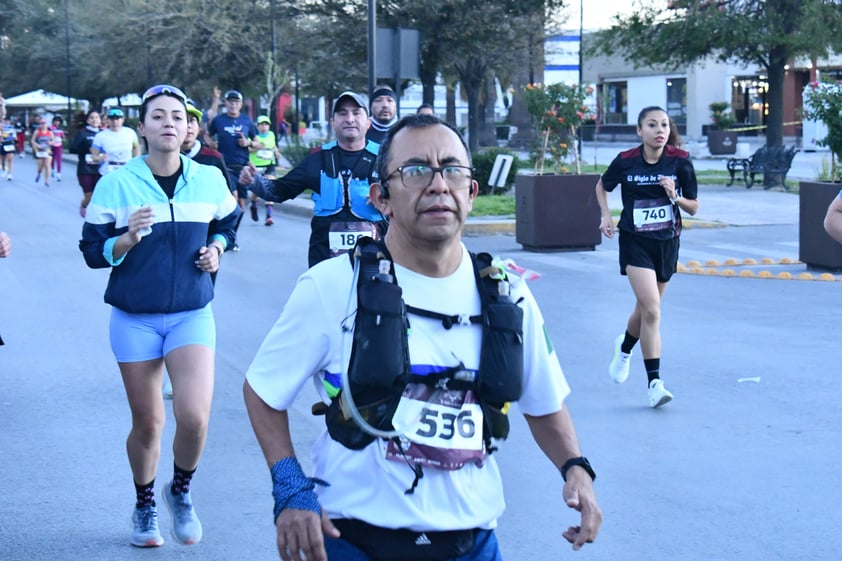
[726,145,799,189]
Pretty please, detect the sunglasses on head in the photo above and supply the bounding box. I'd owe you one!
[141,84,188,105]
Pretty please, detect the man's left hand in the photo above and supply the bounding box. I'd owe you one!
[561,470,602,550]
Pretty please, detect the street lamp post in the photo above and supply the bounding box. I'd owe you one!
[577,0,584,156]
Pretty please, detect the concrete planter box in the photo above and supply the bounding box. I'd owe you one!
[707,129,738,155]
[799,180,842,270]
[515,173,602,251]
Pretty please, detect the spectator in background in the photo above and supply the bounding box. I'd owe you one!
[365,84,398,144]
[207,89,257,251]
[1,116,16,180]
[49,115,66,181]
[247,115,280,226]
[69,110,103,217]
[416,103,435,116]
[31,119,54,187]
[89,108,141,176]
[14,116,26,158]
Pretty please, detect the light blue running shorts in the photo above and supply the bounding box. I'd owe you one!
[109,304,215,363]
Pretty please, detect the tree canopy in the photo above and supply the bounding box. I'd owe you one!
[0,0,572,150]
[587,0,842,147]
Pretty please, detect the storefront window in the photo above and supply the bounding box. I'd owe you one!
[666,78,686,125]
[603,82,627,124]
[732,76,768,127]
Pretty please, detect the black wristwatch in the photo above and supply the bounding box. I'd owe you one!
[560,456,596,482]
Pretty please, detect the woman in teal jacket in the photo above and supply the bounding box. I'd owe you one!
[79,85,239,549]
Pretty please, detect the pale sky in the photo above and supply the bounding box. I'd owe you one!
[571,1,666,31]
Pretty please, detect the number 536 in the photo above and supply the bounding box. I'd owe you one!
[415,409,476,440]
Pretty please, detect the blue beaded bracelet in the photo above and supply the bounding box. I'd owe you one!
[271,457,329,522]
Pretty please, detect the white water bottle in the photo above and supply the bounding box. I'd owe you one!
[138,204,153,237]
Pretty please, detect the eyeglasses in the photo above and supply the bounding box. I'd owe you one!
[141,84,188,105]
[384,165,475,191]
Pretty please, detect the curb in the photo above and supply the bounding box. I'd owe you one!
[277,202,727,235]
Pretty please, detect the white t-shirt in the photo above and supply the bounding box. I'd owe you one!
[246,244,570,531]
[91,127,138,174]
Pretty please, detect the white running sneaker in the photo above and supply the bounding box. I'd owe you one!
[608,334,631,383]
[164,483,203,545]
[648,379,673,408]
[163,377,173,399]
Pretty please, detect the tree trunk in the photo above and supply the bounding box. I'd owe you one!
[479,76,498,147]
[765,47,787,148]
[445,79,457,126]
[466,80,481,152]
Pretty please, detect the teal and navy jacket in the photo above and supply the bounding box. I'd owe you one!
[80,154,240,314]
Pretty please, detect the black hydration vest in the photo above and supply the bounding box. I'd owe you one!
[322,237,525,454]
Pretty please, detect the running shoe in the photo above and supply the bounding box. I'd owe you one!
[163,378,173,399]
[265,216,274,226]
[6,174,11,181]
[230,243,240,252]
[250,202,258,222]
[35,173,40,183]
[608,334,631,384]
[56,172,61,181]
[648,379,673,408]
[163,483,203,545]
[131,505,164,548]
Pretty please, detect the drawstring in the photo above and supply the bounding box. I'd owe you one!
[391,437,424,495]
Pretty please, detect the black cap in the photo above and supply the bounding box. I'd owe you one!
[225,90,243,101]
[370,86,397,108]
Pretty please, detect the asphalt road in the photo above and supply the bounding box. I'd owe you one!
[0,154,839,560]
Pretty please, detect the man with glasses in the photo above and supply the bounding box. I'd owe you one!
[89,108,140,176]
[239,91,383,267]
[208,90,257,251]
[243,114,602,561]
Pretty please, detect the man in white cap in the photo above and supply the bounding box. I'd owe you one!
[89,108,141,176]
[240,91,383,267]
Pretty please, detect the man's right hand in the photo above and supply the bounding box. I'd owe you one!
[239,163,257,186]
[275,509,339,561]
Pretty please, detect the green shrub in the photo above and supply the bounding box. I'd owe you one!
[281,136,321,167]
[471,148,520,195]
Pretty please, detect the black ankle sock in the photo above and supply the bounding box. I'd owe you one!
[644,358,660,385]
[621,331,639,354]
[135,479,156,509]
[171,464,196,495]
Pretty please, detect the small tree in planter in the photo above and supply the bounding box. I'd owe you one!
[709,101,737,130]
[522,82,594,174]
[707,101,738,155]
[516,82,601,251]
[803,78,842,182]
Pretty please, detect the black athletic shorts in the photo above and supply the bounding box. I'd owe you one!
[618,231,680,283]
[227,165,248,199]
